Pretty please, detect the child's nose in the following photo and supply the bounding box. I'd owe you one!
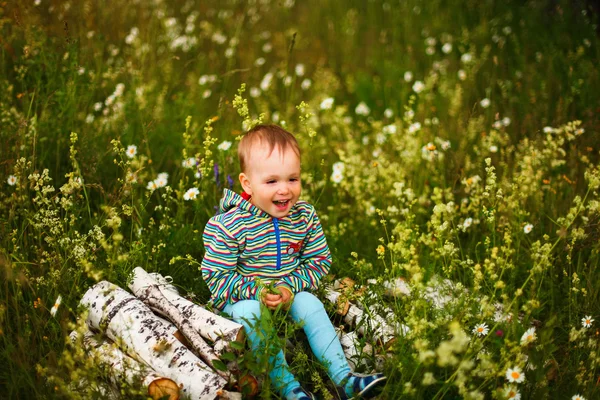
[278,183,290,194]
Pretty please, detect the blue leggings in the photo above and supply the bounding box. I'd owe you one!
[224,292,351,398]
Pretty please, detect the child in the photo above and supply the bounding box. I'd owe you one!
[201,124,386,399]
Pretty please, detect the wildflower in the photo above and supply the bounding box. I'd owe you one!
[461,53,473,63]
[408,122,421,134]
[218,141,232,151]
[93,102,103,111]
[254,57,266,67]
[7,175,18,186]
[505,366,525,383]
[182,157,197,168]
[260,72,273,91]
[320,97,334,110]
[493,120,503,130]
[503,385,521,400]
[503,26,512,35]
[582,316,594,328]
[262,42,272,53]
[383,124,397,135]
[543,126,554,133]
[502,117,511,126]
[441,140,451,150]
[412,80,425,93]
[458,69,467,81]
[384,108,394,118]
[355,102,370,116]
[85,114,94,124]
[331,170,343,184]
[203,89,212,98]
[50,295,62,317]
[283,76,292,86]
[404,71,413,82]
[183,187,200,200]
[472,323,489,337]
[126,145,137,158]
[463,217,473,228]
[490,145,499,153]
[425,46,435,55]
[295,64,305,76]
[301,79,312,90]
[442,43,452,54]
[523,224,533,234]
[572,395,586,400]
[154,176,168,188]
[496,329,504,337]
[480,98,491,108]
[249,87,261,98]
[405,109,415,119]
[333,162,345,173]
[147,180,158,191]
[376,245,385,256]
[520,327,536,345]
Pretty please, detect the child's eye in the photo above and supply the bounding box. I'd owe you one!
[290,178,299,182]
[266,180,276,184]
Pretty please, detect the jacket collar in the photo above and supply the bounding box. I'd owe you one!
[219,188,271,219]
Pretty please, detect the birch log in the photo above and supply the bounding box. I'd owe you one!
[130,267,244,356]
[128,268,231,381]
[80,281,228,400]
[336,330,374,369]
[70,328,180,400]
[325,288,408,346]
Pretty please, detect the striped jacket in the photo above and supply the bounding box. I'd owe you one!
[201,189,332,310]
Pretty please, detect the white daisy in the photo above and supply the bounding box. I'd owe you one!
[472,323,489,337]
[320,97,334,110]
[147,180,158,191]
[403,71,413,82]
[384,108,394,118]
[182,157,197,168]
[332,162,345,173]
[442,43,452,54]
[412,80,425,93]
[520,327,536,345]
[7,175,18,186]
[463,217,473,229]
[183,187,200,200]
[458,69,467,81]
[480,98,491,108]
[523,224,533,234]
[490,145,499,153]
[331,171,343,184]
[126,145,137,159]
[217,141,232,151]
[505,366,525,383]
[461,53,473,63]
[572,395,586,400]
[503,385,521,400]
[295,64,305,76]
[355,102,370,116]
[582,316,594,328]
[50,295,62,317]
[301,79,312,90]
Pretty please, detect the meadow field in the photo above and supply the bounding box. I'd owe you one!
[1,0,600,398]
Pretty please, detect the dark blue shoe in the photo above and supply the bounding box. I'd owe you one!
[289,386,317,400]
[337,372,387,399]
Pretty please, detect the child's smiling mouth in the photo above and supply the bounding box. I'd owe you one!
[273,200,290,208]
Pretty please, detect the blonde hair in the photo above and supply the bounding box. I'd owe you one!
[238,124,301,172]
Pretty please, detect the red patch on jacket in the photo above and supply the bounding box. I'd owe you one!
[287,240,303,255]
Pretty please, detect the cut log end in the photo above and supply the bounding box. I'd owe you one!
[237,374,260,397]
[147,378,180,400]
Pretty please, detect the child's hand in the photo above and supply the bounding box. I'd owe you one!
[278,286,293,307]
[262,292,283,309]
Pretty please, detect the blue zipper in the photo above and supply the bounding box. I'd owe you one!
[273,218,281,270]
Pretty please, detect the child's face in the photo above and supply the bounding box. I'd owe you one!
[239,142,301,218]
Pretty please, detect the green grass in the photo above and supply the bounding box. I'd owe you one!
[1,0,600,398]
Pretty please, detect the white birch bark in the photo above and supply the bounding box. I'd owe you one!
[128,268,232,380]
[130,267,244,356]
[69,328,181,400]
[80,281,228,400]
[336,330,374,369]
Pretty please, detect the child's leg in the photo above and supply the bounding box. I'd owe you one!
[224,300,301,398]
[290,292,387,399]
[289,292,351,384]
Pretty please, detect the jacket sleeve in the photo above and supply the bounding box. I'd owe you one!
[278,207,332,293]
[201,218,263,309]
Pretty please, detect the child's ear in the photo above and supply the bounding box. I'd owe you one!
[239,172,252,195]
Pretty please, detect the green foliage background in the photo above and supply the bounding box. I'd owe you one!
[1,0,599,398]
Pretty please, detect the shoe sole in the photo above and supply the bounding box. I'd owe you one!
[349,376,387,400]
